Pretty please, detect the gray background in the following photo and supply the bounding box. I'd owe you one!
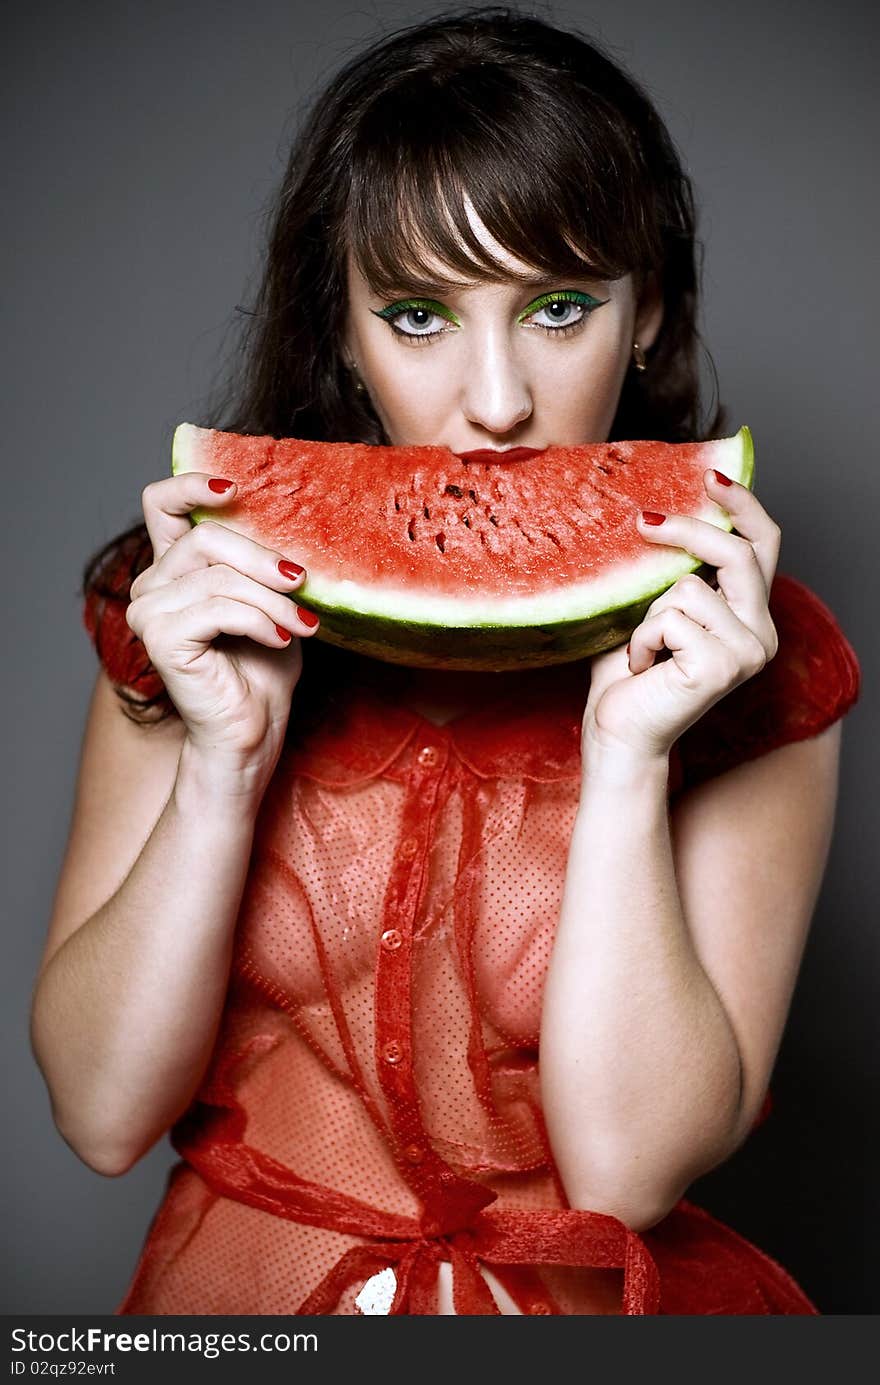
[4,0,877,1314]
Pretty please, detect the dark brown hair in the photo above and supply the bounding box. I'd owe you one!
[83,5,726,722]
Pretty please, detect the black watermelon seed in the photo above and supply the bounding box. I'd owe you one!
[513,519,535,545]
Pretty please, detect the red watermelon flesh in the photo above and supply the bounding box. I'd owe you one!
[172,424,754,671]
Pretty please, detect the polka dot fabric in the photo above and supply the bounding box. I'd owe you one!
[82,569,861,1314]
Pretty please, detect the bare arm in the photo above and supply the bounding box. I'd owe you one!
[540,722,840,1231]
[30,674,264,1176]
[33,470,315,1175]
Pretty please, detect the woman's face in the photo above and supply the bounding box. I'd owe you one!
[342,200,663,452]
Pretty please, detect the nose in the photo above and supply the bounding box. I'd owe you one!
[460,331,532,436]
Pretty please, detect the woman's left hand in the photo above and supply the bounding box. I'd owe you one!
[583,469,781,763]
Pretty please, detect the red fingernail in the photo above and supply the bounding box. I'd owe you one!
[297,606,320,629]
[712,469,733,487]
[208,478,234,493]
[641,511,666,525]
[275,624,292,641]
[278,559,304,580]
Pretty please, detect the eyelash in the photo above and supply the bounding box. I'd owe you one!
[375,291,607,347]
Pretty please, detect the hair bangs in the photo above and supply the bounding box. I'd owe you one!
[343,66,662,298]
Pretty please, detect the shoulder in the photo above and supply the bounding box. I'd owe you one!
[670,573,861,796]
[753,572,861,731]
[81,521,172,717]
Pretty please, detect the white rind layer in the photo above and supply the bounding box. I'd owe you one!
[296,542,712,625]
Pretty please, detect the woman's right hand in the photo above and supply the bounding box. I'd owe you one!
[126,472,319,798]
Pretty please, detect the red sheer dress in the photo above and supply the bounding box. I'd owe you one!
[83,554,861,1316]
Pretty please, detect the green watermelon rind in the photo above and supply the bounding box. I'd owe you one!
[171,425,753,671]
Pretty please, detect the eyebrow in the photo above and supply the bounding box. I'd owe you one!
[369,270,609,299]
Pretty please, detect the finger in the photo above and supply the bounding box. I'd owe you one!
[586,640,631,705]
[135,595,300,656]
[639,572,777,663]
[128,562,318,637]
[628,606,741,692]
[140,473,239,564]
[637,472,781,599]
[702,469,781,593]
[127,593,319,658]
[131,518,307,601]
[636,505,774,624]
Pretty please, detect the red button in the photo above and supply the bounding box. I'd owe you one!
[382,1040,404,1066]
[400,835,418,859]
[528,1301,552,1315]
[417,745,440,768]
[381,928,403,952]
[403,1143,425,1164]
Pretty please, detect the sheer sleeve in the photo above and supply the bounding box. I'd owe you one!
[671,573,861,794]
[81,525,168,705]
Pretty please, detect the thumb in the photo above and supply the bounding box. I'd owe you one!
[586,639,632,706]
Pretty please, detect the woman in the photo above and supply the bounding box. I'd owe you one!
[31,8,861,1314]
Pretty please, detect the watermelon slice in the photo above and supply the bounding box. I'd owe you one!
[171,424,754,671]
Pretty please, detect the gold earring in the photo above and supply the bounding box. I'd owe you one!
[348,359,367,395]
[632,341,647,372]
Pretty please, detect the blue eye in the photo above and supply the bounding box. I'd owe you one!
[372,299,457,345]
[519,290,608,336]
[530,301,583,328]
